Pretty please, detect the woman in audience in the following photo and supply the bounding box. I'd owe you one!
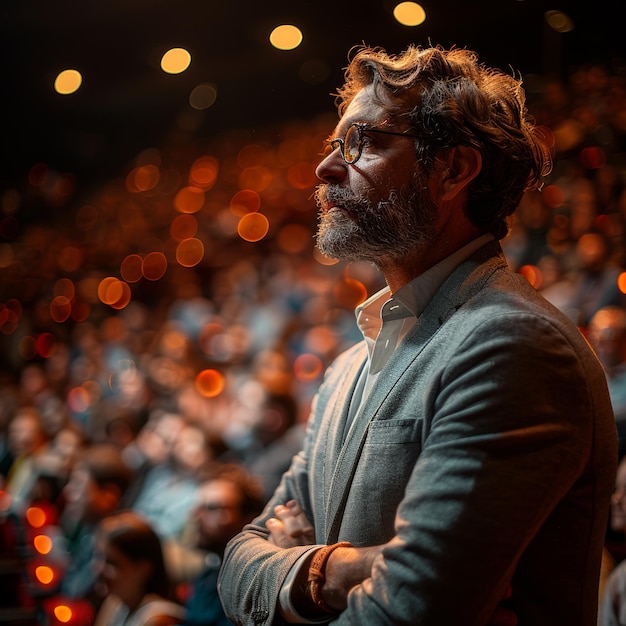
[94,510,186,626]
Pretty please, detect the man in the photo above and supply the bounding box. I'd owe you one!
[182,466,264,626]
[218,44,617,625]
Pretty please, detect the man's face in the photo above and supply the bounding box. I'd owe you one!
[191,480,245,553]
[314,84,438,265]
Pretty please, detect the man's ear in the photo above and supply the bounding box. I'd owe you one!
[439,145,482,200]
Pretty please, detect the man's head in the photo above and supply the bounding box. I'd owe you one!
[190,465,264,556]
[315,45,551,275]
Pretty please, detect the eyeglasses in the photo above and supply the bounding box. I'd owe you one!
[326,122,420,165]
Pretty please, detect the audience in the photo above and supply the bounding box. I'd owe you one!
[0,58,626,623]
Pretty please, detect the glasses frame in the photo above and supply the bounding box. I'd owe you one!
[327,122,420,165]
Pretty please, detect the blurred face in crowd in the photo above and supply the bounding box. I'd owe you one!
[8,410,46,457]
[588,307,626,372]
[611,458,626,532]
[97,538,148,609]
[64,464,117,524]
[191,479,245,554]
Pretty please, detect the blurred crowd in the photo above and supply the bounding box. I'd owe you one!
[2,60,626,624]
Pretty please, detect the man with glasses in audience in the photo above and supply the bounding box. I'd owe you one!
[218,44,617,625]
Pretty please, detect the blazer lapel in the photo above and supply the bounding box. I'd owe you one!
[323,240,507,542]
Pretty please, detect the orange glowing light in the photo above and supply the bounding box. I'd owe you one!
[393,2,426,26]
[293,353,323,381]
[98,277,119,304]
[50,296,72,323]
[126,164,160,192]
[238,213,269,242]
[189,156,219,189]
[618,272,626,295]
[237,144,268,169]
[174,186,205,214]
[35,565,55,585]
[120,254,144,283]
[26,507,47,528]
[230,190,261,216]
[195,369,226,398]
[53,605,73,623]
[161,47,192,74]
[36,333,56,358]
[333,278,368,309]
[519,265,543,289]
[71,300,90,322]
[34,534,53,555]
[542,184,565,209]
[54,69,82,95]
[269,24,303,50]
[142,252,168,281]
[313,246,339,266]
[109,282,132,310]
[67,386,91,413]
[54,277,76,299]
[238,166,272,192]
[170,214,198,241]
[176,238,204,267]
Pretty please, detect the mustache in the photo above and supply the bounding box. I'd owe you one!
[314,185,368,212]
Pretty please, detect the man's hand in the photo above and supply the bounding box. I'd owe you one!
[266,499,315,547]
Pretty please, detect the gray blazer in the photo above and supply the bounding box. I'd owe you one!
[218,241,617,625]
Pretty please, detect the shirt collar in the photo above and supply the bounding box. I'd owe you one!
[355,234,494,341]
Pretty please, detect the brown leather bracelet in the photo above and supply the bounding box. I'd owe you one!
[306,541,352,614]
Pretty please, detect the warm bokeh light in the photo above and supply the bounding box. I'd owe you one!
[120,254,144,283]
[238,166,272,192]
[35,565,55,585]
[54,69,82,95]
[36,333,56,358]
[160,47,192,74]
[176,238,204,267]
[293,353,323,381]
[333,277,368,309]
[53,605,73,623]
[230,189,261,216]
[393,2,426,26]
[195,369,226,398]
[545,10,574,33]
[190,83,218,110]
[519,264,543,289]
[26,507,47,528]
[542,184,566,209]
[286,162,317,189]
[67,385,91,414]
[50,296,72,323]
[34,534,53,555]
[238,212,269,242]
[313,246,340,266]
[126,164,160,192]
[269,25,303,50]
[54,277,75,299]
[189,156,219,189]
[142,252,168,281]
[618,272,626,295]
[174,186,205,214]
[170,214,198,241]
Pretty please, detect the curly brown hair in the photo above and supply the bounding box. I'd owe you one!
[335,45,553,239]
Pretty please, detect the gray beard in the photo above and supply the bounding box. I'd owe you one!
[314,175,437,265]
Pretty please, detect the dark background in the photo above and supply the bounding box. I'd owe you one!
[1,0,623,198]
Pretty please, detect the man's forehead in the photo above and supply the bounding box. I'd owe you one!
[335,85,393,131]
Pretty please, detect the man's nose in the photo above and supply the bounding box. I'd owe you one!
[315,149,347,184]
